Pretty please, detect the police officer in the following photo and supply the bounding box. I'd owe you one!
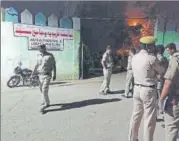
[156,45,168,67]
[100,45,113,95]
[32,44,56,113]
[128,36,165,141]
[160,51,179,141]
[156,45,168,118]
[166,43,177,60]
[124,48,136,98]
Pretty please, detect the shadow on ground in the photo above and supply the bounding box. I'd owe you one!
[50,81,68,85]
[109,90,125,94]
[51,81,74,87]
[43,98,121,114]
[9,81,70,88]
[156,118,164,122]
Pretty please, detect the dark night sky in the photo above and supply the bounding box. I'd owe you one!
[1,1,80,17]
[1,1,142,19]
[2,1,179,19]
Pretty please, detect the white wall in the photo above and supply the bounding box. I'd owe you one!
[1,22,37,82]
[1,22,79,84]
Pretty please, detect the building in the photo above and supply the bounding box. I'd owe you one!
[1,5,81,83]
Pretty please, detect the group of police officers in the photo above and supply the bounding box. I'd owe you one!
[32,36,178,141]
[100,36,179,141]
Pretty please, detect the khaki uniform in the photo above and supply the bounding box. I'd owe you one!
[164,52,179,141]
[37,52,56,106]
[125,55,134,97]
[156,54,168,117]
[157,54,168,90]
[128,50,165,141]
[100,52,113,93]
[156,54,164,94]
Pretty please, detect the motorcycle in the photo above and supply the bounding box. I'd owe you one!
[7,65,39,88]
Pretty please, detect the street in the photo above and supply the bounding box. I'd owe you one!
[1,72,165,141]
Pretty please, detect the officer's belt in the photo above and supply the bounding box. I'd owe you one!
[134,84,155,88]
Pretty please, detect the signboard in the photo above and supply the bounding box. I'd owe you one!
[29,37,64,50]
[13,23,73,50]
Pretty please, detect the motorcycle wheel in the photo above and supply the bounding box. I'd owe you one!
[7,76,21,88]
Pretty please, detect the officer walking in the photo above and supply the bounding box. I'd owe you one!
[128,36,165,141]
[160,51,179,141]
[32,44,56,114]
[100,45,114,95]
[124,48,136,98]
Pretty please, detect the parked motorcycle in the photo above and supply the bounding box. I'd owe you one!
[7,66,39,88]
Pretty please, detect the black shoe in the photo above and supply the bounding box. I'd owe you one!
[40,104,50,114]
[40,107,45,114]
[161,124,165,128]
[122,94,129,98]
[99,91,107,95]
[107,91,113,94]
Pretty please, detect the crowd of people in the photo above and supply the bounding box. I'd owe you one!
[99,36,179,141]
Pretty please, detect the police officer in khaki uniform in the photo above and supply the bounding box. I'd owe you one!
[124,48,136,98]
[166,43,177,60]
[128,36,165,141]
[32,44,56,113]
[160,51,179,141]
[100,45,113,95]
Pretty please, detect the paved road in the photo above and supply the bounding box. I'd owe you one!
[1,72,165,141]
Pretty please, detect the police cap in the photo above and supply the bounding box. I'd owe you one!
[140,36,157,45]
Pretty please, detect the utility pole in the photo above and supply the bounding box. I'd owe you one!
[80,43,84,80]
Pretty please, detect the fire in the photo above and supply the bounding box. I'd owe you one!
[126,19,155,48]
[133,22,137,26]
[116,49,129,56]
[125,2,155,49]
[127,20,139,26]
